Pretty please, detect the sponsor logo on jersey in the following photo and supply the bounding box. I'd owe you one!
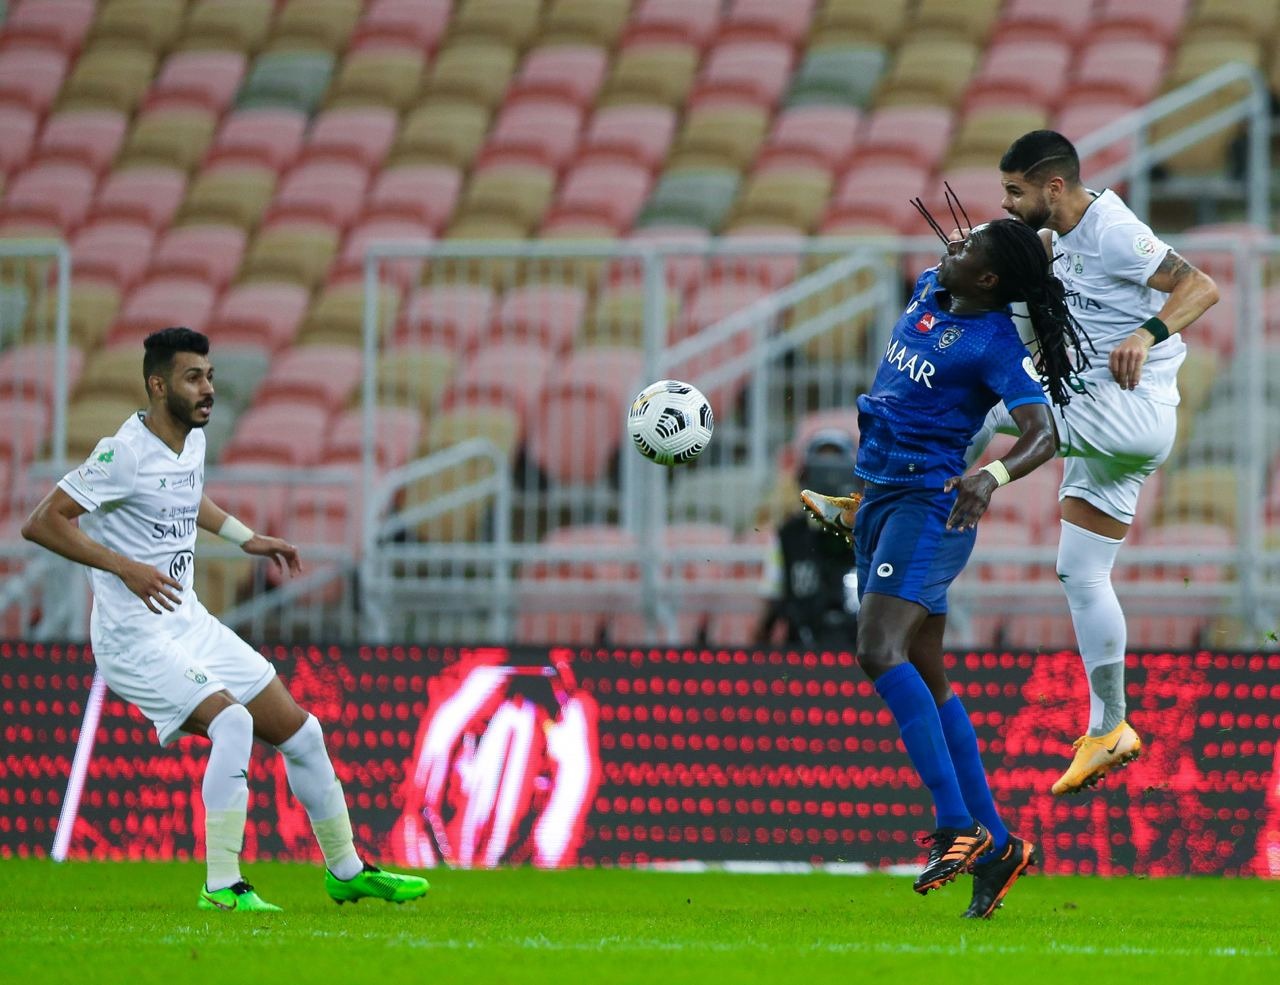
[876,563,894,578]
[152,518,198,540]
[96,448,114,463]
[169,550,193,581]
[915,312,937,333]
[884,339,936,388]
[171,470,199,491]
[1132,233,1160,259]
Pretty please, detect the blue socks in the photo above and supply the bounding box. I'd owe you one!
[874,663,971,830]
[938,693,1010,850]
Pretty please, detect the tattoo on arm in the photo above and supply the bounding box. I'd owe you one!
[1150,250,1195,290]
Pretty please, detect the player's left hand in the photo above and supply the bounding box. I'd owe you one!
[1110,330,1153,390]
[242,534,302,576]
[943,471,999,531]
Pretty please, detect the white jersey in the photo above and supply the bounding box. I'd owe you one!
[58,412,207,636]
[1049,188,1186,406]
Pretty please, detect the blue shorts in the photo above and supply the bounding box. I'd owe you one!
[854,484,978,615]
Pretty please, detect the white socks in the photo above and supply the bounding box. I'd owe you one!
[1057,520,1127,736]
[276,714,363,880]
[203,704,254,891]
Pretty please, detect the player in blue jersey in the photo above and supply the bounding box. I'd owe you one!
[803,207,1090,917]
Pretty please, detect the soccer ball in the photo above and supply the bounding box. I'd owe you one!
[627,379,714,466]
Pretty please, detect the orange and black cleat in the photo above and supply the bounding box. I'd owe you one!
[912,822,992,895]
[962,835,1040,919]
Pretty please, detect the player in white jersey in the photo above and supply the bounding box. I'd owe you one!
[22,327,429,911]
[991,130,1220,794]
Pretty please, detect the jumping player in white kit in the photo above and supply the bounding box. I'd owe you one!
[22,327,429,911]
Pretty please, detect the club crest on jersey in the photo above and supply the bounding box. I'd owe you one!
[915,312,937,333]
[937,326,962,350]
[1071,254,1085,275]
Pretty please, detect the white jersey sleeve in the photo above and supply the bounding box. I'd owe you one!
[59,438,140,512]
[1096,221,1170,291]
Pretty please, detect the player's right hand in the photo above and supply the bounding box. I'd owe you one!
[118,559,183,613]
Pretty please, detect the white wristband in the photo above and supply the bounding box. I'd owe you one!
[217,515,254,546]
[980,461,1011,487]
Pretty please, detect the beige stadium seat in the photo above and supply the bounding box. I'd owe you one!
[542,0,631,46]
[58,48,157,113]
[581,287,680,348]
[90,0,186,53]
[75,348,148,404]
[425,42,519,110]
[66,396,146,460]
[392,101,491,168]
[297,283,402,347]
[1154,466,1239,529]
[913,0,1003,43]
[181,0,274,53]
[268,0,362,53]
[376,347,457,416]
[328,50,425,111]
[118,110,218,173]
[29,282,121,350]
[241,224,339,288]
[458,165,556,233]
[179,166,277,230]
[450,0,544,49]
[810,0,909,47]
[875,40,979,108]
[667,105,769,172]
[946,108,1050,169]
[1186,0,1279,43]
[731,166,833,232]
[600,43,700,108]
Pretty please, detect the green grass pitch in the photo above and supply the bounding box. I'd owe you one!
[1,861,1277,985]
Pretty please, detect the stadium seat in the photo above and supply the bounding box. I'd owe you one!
[690,40,795,110]
[206,109,308,172]
[927,166,1007,226]
[38,281,120,350]
[580,282,681,348]
[541,0,631,47]
[947,107,1050,169]
[993,0,1097,45]
[810,0,908,47]
[58,46,156,113]
[785,44,886,109]
[207,282,310,353]
[180,0,274,53]
[963,40,1073,113]
[269,0,362,53]
[425,41,519,110]
[1154,468,1239,530]
[509,45,609,109]
[65,396,147,460]
[297,282,402,347]
[90,0,185,53]
[0,399,51,467]
[761,106,862,172]
[322,406,424,471]
[364,164,462,232]
[1188,0,1279,42]
[458,163,556,234]
[636,168,741,232]
[1072,39,1168,106]
[624,0,721,48]
[721,0,815,47]
[875,40,979,107]
[491,285,588,352]
[106,277,218,350]
[302,108,398,171]
[827,161,930,232]
[118,109,218,173]
[0,343,86,416]
[732,166,833,232]
[70,221,156,292]
[1053,100,1140,177]
[971,517,1044,584]
[251,344,362,413]
[0,105,37,175]
[479,99,585,170]
[450,0,542,49]
[393,101,491,168]
[914,0,1003,43]
[856,105,955,171]
[668,104,769,171]
[146,51,247,114]
[2,162,96,231]
[601,42,700,108]
[1,0,96,57]
[236,51,335,114]
[267,161,370,229]
[375,345,456,415]
[1092,0,1191,47]
[202,344,270,414]
[178,165,277,229]
[327,50,425,111]
[350,0,451,53]
[241,220,340,291]
[396,285,497,352]
[33,110,127,174]
[547,161,652,232]
[334,216,434,290]
[69,348,144,410]
[1152,38,1263,173]
[443,343,558,420]
[89,166,186,229]
[670,463,772,534]
[0,46,68,115]
[149,225,247,291]
[1000,614,1076,649]
[220,403,330,467]
[580,105,677,172]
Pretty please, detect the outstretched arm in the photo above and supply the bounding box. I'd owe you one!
[944,403,1055,531]
[198,494,302,576]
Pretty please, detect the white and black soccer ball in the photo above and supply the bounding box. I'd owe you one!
[627,379,714,466]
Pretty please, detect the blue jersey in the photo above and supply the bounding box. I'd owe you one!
[855,269,1048,487]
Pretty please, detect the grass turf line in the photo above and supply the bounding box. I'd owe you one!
[0,861,1276,985]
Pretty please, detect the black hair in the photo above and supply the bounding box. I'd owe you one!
[142,327,210,395]
[999,129,1081,185]
[975,219,1092,408]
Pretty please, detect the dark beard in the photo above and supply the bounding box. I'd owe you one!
[167,391,210,429]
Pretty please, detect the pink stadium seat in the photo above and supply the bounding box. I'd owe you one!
[146,51,247,113]
[302,107,398,171]
[1124,523,1234,580]
[721,0,815,47]
[34,110,127,174]
[107,277,217,349]
[827,161,930,232]
[1183,286,1236,357]
[964,40,1073,112]
[509,45,609,109]
[207,283,310,352]
[624,0,722,50]
[491,285,589,351]
[1053,100,1139,176]
[350,0,452,54]
[442,343,557,419]
[267,160,370,229]
[760,106,862,172]
[1181,223,1269,286]
[0,400,51,465]
[70,221,156,292]
[149,225,247,291]
[1,0,96,56]
[1001,615,1076,648]
[0,46,68,113]
[0,343,86,415]
[712,226,805,290]
[335,216,434,290]
[580,104,677,172]
[1072,40,1167,106]
[396,284,496,351]
[1128,615,1206,650]
[855,106,955,171]
[1093,0,1189,46]
[252,345,363,413]
[3,161,96,231]
[972,517,1042,584]
[478,99,584,170]
[90,166,186,229]
[206,109,308,172]
[321,406,423,470]
[624,225,710,295]
[202,477,286,534]
[667,283,769,415]
[690,40,794,109]
[547,161,652,231]
[979,456,1062,539]
[0,105,38,175]
[526,347,645,484]
[994,0,1097,45]
[928,167,1006,227]
[219,404,330,468]
[365,164,462,229]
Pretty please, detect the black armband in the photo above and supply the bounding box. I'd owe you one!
[1140,316,1170,344]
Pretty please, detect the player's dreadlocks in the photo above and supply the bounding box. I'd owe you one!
[912,185,1092,408]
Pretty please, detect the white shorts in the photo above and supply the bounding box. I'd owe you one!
[986,379,1177,523]
[90,602,276,746]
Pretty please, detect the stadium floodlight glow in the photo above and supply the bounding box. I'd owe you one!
[51,671,107,862]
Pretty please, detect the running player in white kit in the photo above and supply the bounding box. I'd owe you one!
[22,328,429,911]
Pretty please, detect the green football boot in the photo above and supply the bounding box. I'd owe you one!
[197,880,282,912]
[325,863,430,904]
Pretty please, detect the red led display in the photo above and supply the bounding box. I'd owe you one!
[1,641,1277,876]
